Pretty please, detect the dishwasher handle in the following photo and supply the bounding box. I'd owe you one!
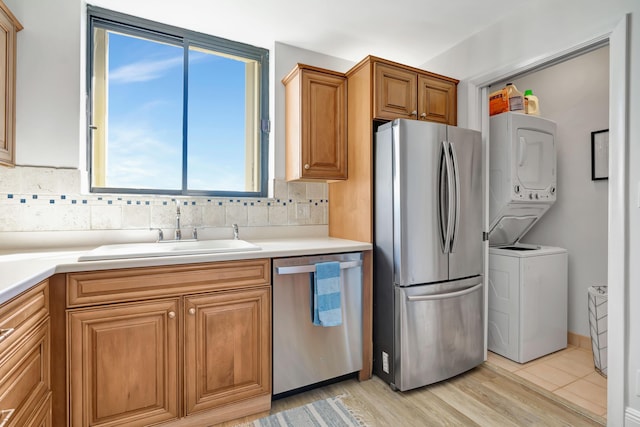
[275,260,362,275]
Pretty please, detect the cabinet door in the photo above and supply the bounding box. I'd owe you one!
[0,3,20,167]
[68,299,179,427]
[282,67,348,181]
[374,63,417,120]
[0,321,50,427]
[0,279,49,361]
[417,74,457,125]
[25,393,52,427]
[184,287,271,415]
[300,70,347,180]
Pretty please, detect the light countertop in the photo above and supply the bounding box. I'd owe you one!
[0,237,372,305]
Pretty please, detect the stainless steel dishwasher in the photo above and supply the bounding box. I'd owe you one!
[272,252,363,395]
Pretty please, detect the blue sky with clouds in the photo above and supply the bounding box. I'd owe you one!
[104,31,248,191]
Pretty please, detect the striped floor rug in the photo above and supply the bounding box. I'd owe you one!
[247,395,367,427]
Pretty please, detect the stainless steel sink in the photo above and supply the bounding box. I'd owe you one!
[77,239,261,262]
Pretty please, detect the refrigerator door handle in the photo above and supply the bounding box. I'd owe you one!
[406,283,483,302]
[439,142,448,252]
[441,140,455,253]
[449,141,461,253]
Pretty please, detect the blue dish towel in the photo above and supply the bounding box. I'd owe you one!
[312,261,342,327]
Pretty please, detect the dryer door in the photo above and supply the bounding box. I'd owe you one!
[515,128,555,192]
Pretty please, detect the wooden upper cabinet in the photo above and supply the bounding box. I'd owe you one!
[374,62,418,120]
[283,64,347,181]
[418,74,457,125]
[372,58,458,125]
[0,1,21,167]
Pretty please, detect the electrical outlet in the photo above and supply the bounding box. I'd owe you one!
[382,351,389,373]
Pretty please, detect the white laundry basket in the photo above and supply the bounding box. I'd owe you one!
[588,285,608,377]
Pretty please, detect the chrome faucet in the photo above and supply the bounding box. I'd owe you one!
[174,200,182,240]
[232,223,239,240]
[151,227,164,242]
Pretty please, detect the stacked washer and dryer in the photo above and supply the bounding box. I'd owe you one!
[487,112,568,364]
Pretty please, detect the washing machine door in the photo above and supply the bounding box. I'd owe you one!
[516,127,555,192]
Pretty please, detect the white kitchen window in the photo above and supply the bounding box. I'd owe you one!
[87,6,269,197]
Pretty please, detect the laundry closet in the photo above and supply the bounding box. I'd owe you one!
[486,46,609,362]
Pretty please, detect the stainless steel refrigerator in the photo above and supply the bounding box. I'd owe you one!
[374,119,484,391]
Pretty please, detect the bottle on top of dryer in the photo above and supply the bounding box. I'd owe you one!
[524,89,540,115]
[505,83,524,112]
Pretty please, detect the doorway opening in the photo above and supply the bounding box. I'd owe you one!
[483,44,609,420]
[470,16,629,423]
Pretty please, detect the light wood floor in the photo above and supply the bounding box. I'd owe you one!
[228,362,605,426]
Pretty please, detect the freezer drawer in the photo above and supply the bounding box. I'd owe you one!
[273,253,363,395]
[395,277,484,391]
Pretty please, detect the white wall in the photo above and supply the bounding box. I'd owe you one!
[6,0,82,168]
[421,0,639,422]
[491,46,610,337]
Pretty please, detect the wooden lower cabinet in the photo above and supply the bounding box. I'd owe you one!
[184,288,271,415]
[68,299,180,427]
[0,321,50,427]
[0,279,50,427]
[26,393,52,427]
[65,260,272,427]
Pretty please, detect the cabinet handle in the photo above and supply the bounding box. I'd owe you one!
[188,308,196,315]
[0,409,15,427]
[409,110,417,116]
[304,164,310,170]
[0,328,15,344]
[420,112,427,118]
[168,311,176,319]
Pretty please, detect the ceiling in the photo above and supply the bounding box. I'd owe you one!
[88,0,530,67]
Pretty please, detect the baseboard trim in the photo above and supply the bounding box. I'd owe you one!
[568,331,592,350]
[626,407,640,426]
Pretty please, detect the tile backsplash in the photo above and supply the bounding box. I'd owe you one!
[0,166,328,233]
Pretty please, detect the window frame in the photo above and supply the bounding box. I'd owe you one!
[86,5,270,197]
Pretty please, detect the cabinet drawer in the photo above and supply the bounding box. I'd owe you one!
[25,392,51,427]
[0,321,50,427]
[0,280,49,359]
[67,259,271,307]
